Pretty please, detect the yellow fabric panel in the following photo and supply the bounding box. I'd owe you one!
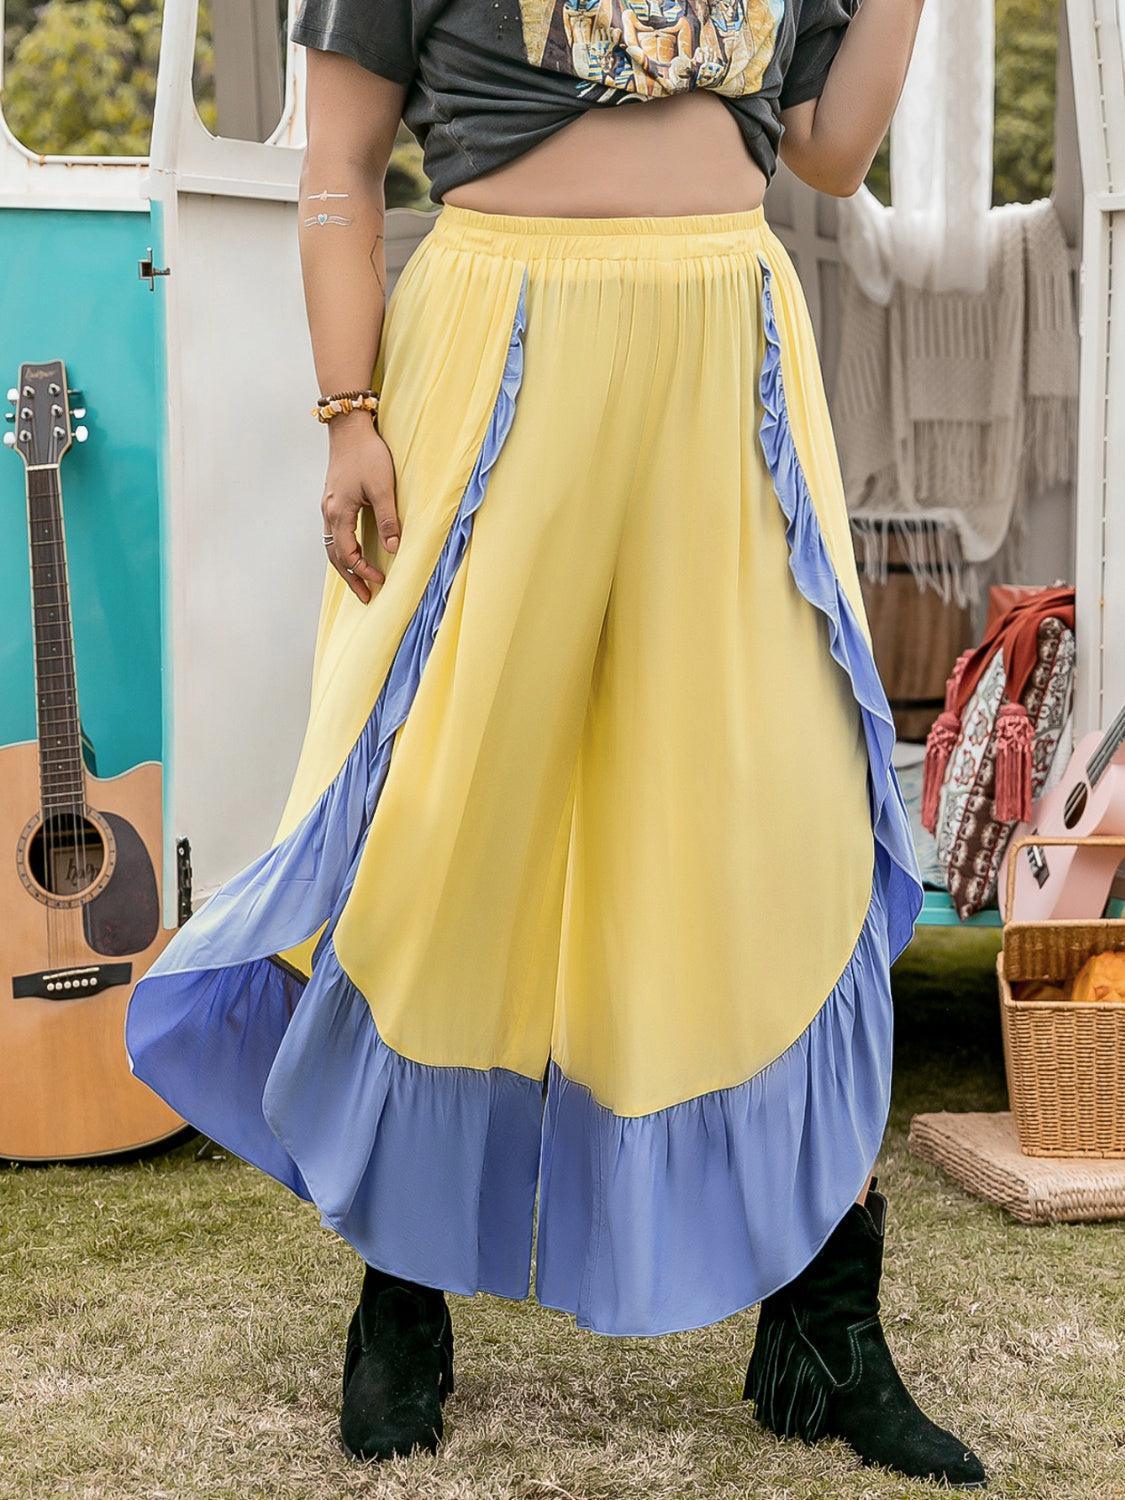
[271,244,527,847]
[302,207,878,1118]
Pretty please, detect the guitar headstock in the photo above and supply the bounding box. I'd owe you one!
[3,361,88,469]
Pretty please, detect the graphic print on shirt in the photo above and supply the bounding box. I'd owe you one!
[519,0,785,100]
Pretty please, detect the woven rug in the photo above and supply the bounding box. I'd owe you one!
[908,1111,1125,1224]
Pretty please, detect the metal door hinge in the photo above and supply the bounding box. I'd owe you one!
[176,837,193,926]
[139,248,171,290]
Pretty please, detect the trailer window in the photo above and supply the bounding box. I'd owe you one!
[193,0,288,143]
[1,0,165,156]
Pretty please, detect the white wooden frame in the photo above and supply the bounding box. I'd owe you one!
[145,1,320,918]
[1066,0,1125,736]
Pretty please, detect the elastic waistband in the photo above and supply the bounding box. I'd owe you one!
[430,202,770,261]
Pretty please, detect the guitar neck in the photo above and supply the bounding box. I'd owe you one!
[1086,706,1125,789]
[26,464,85,817]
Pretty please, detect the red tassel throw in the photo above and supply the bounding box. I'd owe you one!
[993,701,1034,824]
[945,647,974,710]
[921,710,960,834]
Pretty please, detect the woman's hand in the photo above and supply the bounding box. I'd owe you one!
[322,414,401,605]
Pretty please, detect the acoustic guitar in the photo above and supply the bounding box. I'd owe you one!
[1001,708,1125,922]
[1,360,184,1160]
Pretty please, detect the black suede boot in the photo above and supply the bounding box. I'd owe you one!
[744,1185,986,1488]
[339,1263,454,1462]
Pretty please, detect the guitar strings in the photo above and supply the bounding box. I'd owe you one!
[58,406,90,960]
[56,412,88,969]
[34,408,85,971]
[32,462,59,968]
[41,456,65,967]
[1086,705,1125,783]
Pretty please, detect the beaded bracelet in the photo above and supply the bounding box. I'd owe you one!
[312,388,380,424]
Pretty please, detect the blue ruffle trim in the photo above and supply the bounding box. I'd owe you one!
[535,874,898,1335]
[125,263,923,1338]
[263,939,543,1300]
[756,260,923,962]
[125,276,529,1198]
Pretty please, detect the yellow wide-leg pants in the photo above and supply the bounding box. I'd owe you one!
[127,205,923,1335]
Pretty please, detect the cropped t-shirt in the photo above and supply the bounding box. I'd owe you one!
[290,0,860,203]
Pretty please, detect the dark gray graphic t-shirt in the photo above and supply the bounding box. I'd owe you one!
[290,0,860,202]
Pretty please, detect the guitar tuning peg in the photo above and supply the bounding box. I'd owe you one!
[71,407,87,419]
[74,425,89,443]
[4,411,14,422]
[6,388,18,402]
[3,432,16,447]
[68,388,85,403]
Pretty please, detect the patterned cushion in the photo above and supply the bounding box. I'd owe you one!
[895,753,949,890]
[935,617,1076,919]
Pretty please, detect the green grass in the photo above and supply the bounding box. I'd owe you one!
[2,928,1122,1499]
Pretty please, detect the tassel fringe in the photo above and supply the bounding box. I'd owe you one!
[919,647,976,834]
[945,648,974,711]
[994,701,1034,823]
[744,1308,832,1444]
[921,710,960,834]
[850,513,971,610]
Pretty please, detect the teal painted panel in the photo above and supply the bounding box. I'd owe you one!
[0,206,161,778]
[917,892,1002,928]
[915,890,1125,927]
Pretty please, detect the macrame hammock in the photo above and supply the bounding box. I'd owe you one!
[920,586,1076,832]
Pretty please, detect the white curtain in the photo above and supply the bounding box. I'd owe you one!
[831,2,1078,608]
[838,0,996,304]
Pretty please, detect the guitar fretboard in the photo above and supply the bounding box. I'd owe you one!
[27,465,85,816]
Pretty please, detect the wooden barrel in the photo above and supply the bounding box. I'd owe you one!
[853,520,974,743]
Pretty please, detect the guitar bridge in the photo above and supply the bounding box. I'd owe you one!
[1025,842,1050,889]
[12,962,133,1000]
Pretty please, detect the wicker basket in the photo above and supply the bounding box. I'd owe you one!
[998,835,1125,1158]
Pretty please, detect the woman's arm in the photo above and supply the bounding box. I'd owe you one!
[300,49,406,603]
[780,0,926,198]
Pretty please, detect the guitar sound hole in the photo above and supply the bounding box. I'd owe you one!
[1063,782,1088,829]
[28,814,107,897]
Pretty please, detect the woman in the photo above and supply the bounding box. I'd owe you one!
[125,0,986,1487]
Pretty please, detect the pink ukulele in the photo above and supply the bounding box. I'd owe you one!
[1002,711,1125,921]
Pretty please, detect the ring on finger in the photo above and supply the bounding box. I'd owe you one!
[322,533,334,545]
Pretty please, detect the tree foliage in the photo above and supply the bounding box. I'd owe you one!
[865,0,1058,208]
[0,0,433,196]
[1,0,215,156]
[993,0,1058,204]
[386,125,433,211]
